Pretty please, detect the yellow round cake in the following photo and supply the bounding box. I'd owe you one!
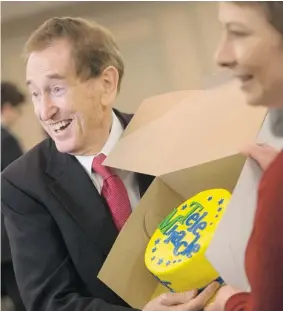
[145,189,231,293]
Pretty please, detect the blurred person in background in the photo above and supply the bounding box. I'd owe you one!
[1,81,26,311]
[1,82,24,170]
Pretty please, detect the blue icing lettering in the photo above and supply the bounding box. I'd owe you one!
[187,212,208,234]
[208,196,213,201]
[217,207,222,212]
[164,227,186,246]
[161,208,209,259]
[166,261,171,266]
[180,243,201,257]
[160,201,204,234]
[164,227,189,256]
[218,198,224,205]
[174,241,188,256]
[185,212,200,227]
[164,224,179,238]
[179,235,201,257]
[151,256,156,261]
[193,219,207,236]
[152,247,157,253]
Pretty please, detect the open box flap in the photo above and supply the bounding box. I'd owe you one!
[122,90,197,138]
[105,81,267,177]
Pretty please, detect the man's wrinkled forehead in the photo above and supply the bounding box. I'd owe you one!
[26,73,66,87]
[26,42,75,85]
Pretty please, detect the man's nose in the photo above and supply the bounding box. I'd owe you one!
[39,96,58,122]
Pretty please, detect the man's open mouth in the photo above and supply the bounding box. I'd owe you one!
[50,119,73,133]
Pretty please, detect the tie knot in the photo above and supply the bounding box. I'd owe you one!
[92,153,114,179]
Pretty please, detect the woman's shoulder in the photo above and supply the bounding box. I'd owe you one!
[262,150,283,181]
[258,150,283,199]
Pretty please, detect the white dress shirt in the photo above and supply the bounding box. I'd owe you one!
[76,111,140,211]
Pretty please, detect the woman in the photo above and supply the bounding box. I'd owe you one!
[205,2,283,311]
[146,3,283,311]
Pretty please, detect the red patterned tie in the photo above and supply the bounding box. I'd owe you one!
[92,153,131,231]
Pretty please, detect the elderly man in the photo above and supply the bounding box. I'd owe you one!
[1,18,220,311]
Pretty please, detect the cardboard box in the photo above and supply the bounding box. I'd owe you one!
[98,81,267,309]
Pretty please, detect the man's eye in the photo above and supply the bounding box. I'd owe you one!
[52,86,65,96]
[32,91,39,98]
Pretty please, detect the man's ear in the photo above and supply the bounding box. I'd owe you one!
[100,66,119,107]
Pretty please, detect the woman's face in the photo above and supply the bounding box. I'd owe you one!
[215,2,283,108]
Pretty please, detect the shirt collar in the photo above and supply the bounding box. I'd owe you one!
[75,110,124,176]
[101,110,124,157]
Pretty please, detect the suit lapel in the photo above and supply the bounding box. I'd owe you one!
[46,142,118,256]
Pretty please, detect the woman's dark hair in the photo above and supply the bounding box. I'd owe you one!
[1,82,25,108]
[237,2,283,36]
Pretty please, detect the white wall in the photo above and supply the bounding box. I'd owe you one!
[1,1,221,151]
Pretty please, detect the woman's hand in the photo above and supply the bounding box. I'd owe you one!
[204,285,241,311]
[242,143,279,171]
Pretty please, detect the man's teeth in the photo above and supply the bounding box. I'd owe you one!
[51,120,71,131]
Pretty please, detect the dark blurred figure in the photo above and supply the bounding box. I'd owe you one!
[1,82,24,169]
[1,82,26,311]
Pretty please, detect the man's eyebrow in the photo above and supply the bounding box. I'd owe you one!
[26,73,65,86]
[46,73,65,80]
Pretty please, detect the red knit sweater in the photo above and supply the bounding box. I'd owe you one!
[225,150,283,311]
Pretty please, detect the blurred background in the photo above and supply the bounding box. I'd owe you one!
[1,1,221,152]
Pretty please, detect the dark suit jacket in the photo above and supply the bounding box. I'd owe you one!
[1,126,23,263]
[1,110,154,311]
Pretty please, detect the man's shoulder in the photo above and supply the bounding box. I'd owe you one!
[2,138,52,183]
